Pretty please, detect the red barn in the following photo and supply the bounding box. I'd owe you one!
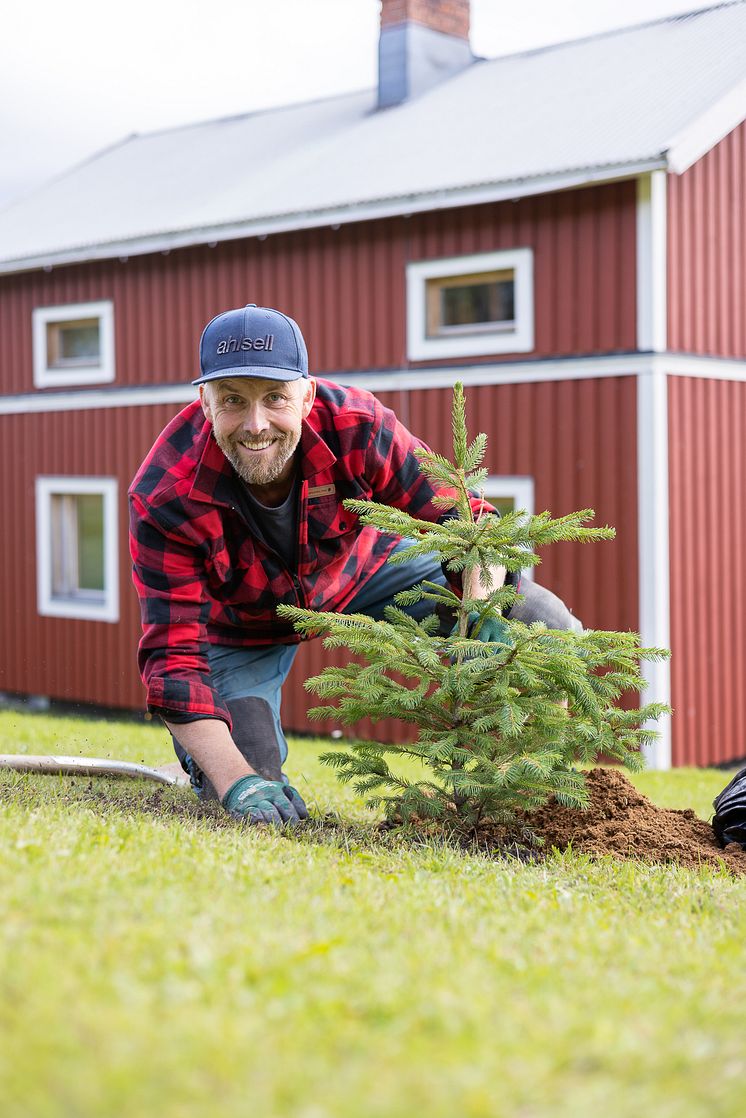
[1,0,745,768]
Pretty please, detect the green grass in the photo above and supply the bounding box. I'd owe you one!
[1,708,744,1118]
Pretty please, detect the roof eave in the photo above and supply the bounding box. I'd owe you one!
[666,76,746,173]
[0,158,667,276]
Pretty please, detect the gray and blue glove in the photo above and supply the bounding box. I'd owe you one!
[222,774,309,825]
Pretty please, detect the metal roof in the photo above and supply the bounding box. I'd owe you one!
[1,1,745,272]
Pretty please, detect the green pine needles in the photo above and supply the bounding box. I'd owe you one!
[278,383,669,833]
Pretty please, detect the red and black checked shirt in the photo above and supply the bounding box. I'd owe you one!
[129,379,490,724]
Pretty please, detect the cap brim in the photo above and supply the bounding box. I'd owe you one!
[193,365,308,386]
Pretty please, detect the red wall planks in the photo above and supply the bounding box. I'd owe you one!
[0,405,175,710]
[0,181,638,396]
[0,375,639,744]
[668,375,746,766]
[283,376,640,744]
[668,121,746,358]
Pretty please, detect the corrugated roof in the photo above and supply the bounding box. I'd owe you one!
[1,1,745,272]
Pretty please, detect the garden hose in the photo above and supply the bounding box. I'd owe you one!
[0,754,189,786]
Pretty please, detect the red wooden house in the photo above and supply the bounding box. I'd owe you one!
[1,0,745,768]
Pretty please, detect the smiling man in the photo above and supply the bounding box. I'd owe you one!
[205,375,315,490]
[129,304,580,826]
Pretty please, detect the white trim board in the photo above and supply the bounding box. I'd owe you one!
[32,300,115,389]
[3,353,746,415]
[636,369,671,769]
[0,160,665,276]
[636,172,667,354]
[35,475,120,623]
[0,383,197,414]
[666,77,746,174]
[406,249,534,361]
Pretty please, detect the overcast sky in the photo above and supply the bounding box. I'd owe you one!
[0,0,724,210]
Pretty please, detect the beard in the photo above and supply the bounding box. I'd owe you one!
[215,427,301,486]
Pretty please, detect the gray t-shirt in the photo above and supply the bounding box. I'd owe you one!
[237,474,300,569]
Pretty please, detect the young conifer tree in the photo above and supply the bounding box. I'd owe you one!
[278,384,669,832]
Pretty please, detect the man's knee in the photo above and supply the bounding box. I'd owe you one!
[226,696,283,782]
[170,695,285,801]
[507,580,583,632]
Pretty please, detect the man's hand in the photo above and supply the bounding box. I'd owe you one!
[221,774,309,825]
[462,611,511,645]
[456,563,512,645]
[164,718,256,800]
[451,610,512,649]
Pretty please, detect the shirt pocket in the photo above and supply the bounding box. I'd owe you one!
[306,494,358,539]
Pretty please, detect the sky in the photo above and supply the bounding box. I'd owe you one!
[0,0,727,210]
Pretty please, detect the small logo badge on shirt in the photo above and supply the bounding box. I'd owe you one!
[307,484,335,499]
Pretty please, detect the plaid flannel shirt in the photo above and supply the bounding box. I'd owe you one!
[129,378,491,725]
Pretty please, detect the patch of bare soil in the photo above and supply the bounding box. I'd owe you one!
[514,767,746,875]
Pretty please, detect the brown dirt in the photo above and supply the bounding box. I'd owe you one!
[514,767,746,875]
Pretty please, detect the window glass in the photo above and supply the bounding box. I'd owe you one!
[76,495,105,591]
[440,277,514,331]
[427,269,515,338]
[50,494,69,596]
[50,493,105,600]
[47,319,101,366]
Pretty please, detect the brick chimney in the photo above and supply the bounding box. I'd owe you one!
[378,0,474,109]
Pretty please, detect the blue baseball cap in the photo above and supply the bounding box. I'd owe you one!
[193,304,309,385]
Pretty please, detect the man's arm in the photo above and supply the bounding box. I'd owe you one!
[457,563,509,639]
[167,718,308,823]
[463,563,508,602]
[129,491,233,725]
[164,718,256,800]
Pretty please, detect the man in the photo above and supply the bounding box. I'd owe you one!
[129,304,580,826]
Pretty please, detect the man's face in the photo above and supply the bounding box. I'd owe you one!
[200,376,316,487]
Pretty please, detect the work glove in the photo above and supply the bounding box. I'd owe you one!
[451,611,512,646]
[221,774,309,825]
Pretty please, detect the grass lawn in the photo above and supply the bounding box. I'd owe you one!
[1,707,744,1118]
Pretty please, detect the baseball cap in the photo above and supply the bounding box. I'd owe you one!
[193,304,309,385]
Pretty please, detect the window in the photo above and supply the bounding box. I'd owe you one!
[407,249,534,361]
[36,477,119,621]
[32,301,115,388]
[484,475,535,580]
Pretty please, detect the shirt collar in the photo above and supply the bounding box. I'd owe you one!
[189,416,337,508]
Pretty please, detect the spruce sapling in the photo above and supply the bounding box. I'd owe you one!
[278,383,669,834]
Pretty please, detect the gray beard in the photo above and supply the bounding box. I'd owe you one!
[216,430,300,486]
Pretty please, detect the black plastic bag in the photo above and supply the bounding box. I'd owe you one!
[712,766,746,848]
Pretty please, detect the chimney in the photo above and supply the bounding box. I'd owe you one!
[378,0,474,110]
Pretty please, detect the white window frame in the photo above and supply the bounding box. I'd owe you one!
[406,249,534,361]
[36,476,119,622]
[32,300,115,388]
[484,474,535,581]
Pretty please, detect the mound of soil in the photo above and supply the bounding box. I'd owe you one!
[519,767,746,875]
